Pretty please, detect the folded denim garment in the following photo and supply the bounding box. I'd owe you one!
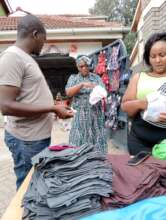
[22,144,113,220]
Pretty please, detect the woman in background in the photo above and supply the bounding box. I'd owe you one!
[65,56,107,153]
[121,32,166,155]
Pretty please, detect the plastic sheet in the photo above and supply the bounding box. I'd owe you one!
[80,196,166,220]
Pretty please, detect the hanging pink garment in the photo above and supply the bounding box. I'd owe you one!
[48,144,78,151]
[95,51,107,76]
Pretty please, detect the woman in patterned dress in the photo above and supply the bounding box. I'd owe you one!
[65,56,108,153]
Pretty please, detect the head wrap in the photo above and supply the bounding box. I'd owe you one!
[76,55,91,66]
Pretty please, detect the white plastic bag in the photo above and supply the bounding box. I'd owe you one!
[89,85,107,105]
[143,92,166,122]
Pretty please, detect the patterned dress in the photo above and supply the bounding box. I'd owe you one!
[65,72,108,153]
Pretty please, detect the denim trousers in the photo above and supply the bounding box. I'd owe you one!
[4,130,51,189]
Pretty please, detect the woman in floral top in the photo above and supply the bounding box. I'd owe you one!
[65,56,107,153]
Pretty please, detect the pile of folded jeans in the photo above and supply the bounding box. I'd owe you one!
[22,144,113,220]
[102,154,166,208]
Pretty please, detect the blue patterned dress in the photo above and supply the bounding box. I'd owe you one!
[65,72,108,153]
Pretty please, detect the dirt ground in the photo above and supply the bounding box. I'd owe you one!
[0,120,124,218]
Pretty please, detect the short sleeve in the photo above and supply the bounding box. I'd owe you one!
[65,74,78,89]
[0,52,24,88]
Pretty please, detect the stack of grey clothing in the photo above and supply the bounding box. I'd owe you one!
[22,144,113,220]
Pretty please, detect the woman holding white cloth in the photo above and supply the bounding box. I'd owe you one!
[65,55,108,153]
[121,32,166,155]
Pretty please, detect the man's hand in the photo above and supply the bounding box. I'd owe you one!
[54,105,74,119]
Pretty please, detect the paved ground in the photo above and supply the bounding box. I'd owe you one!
[0,129,16,218]
[0,120,124,218]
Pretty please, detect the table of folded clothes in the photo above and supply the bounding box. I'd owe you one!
[1,143,166,220]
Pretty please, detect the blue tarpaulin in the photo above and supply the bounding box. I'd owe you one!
[80,196,166,220]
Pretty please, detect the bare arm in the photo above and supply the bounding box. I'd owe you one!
[66,83,83,97]
[121,73,148,117]
[66,82,96,97]
[0,85,73,118]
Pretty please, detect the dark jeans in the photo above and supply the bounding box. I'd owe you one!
[4,130,51,189]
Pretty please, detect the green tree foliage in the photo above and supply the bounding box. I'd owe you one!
[89,0,137,54]
[0,6,6,16]
[89,0,116,17]
[123,32,137,55]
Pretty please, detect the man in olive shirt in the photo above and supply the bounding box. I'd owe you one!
[0,14,73,189]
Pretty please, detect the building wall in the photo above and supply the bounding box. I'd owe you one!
[133,0,166,66]
[0,41,102,58]
[142,0,166,42]
[141,0,151,9]
[41,42,102,58]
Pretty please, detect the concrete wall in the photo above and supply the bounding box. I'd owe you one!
[142,0,166,42]
[133,0,166,65]
[141,0,151,9]
[0,41,102,58]
[41,41,102,58]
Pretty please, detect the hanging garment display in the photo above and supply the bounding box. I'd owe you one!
[105,93,121,130]
[89,40,131,151]
[95,51,107,76]
[110,69,120,92]
[107,45,120,71]
[101,72,111,92]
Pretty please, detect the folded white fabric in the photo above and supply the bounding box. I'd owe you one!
[89,85,107,105]
[143,91,166,122]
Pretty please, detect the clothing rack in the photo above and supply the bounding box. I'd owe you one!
[88,39,127,57]
[88,39,130,152]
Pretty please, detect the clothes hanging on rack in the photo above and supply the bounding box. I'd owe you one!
[95,51,107,76]
[88,39,131,151]
[105,93,121,130]
[110,69,120,92]
[101,72,111,92]
[107,45,120,71]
